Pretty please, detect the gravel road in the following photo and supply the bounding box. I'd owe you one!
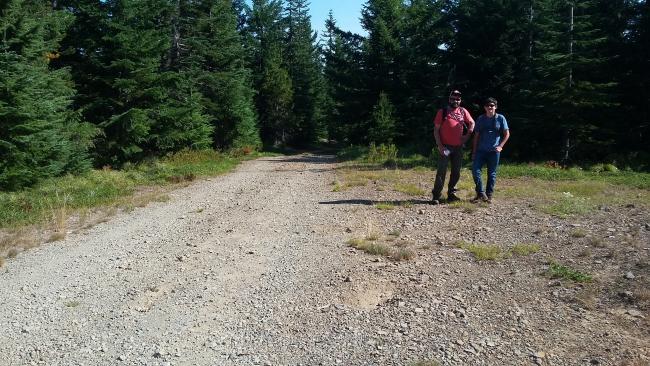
[1,154,648,366]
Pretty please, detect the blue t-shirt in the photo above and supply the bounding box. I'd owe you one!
[476,113,509,152]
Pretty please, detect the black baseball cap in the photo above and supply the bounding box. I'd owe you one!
[449,90,462,97]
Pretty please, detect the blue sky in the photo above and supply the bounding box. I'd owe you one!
[245,1,367,36]
[308,0,366,36]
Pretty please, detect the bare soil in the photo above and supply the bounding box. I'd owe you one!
[0,153,648,366]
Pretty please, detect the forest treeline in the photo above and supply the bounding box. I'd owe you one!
[1,0,648,190]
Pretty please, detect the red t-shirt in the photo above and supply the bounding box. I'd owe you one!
[434,107,475,146]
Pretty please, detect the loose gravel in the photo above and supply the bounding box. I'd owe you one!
[0,154,648,366]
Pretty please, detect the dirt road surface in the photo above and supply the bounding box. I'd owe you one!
[1,154,648,366]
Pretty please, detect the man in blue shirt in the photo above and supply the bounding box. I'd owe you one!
[471,97,510,203]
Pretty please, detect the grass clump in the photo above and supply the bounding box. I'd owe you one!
[347,238,392,256]
[367,143,398,165]
[394,183,426,196]
[457,241,502,260]
[375,202,395,210]
[510,243,541,256]
[541,192,593,217]
[448,200,479,213]
[392,247,416,261]
[548,261,593,282]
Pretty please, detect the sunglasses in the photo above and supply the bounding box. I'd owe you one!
[450,97,461,101]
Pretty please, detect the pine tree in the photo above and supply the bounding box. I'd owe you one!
[177,0,260,149]
[58,0,213,165]
[399,0,451,152]
[321,13,368,144]
[249,0,293,146]
[0,0,95,189]
[283,0,325,146]
[529,0,616,162]
[361,0,404,118]
[369,92,396,144]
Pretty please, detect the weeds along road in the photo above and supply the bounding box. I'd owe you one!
[0,154,378,365]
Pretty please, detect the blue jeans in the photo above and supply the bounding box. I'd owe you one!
[472,150,500,196]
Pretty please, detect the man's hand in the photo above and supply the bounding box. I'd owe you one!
[495,146,503,152]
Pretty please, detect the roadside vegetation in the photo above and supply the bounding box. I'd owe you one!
[334,144,650,218]
[0,149,272,264]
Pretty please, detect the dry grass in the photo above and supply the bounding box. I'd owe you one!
[510,243,540,256]
[394,183,426,196]
[347,238,392,256]
[392,247,416,261]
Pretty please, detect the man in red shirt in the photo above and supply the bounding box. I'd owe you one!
[431,90,475,204]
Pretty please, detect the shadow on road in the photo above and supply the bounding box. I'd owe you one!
[261,154,336,165]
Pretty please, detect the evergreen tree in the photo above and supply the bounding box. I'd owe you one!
[528,0,616,162]
[283,0,325,146]
[618,0,649,162]
[0,0,95,189]
[399,0,451,152]
[249,0,293,146]
[361,0,404,135]
[58,0,213,165]
[177,0,260,149]
[321,13,368,144]
[369,92,396,144]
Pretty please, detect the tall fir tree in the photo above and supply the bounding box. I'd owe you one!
[283,0,325,145]
[176,0,260,149]
[0,0,95,189]
[360,0,405,143]
[249,0,293,146]
[322,13,368,144]
[399,0,451,152]
[528,0,616,162]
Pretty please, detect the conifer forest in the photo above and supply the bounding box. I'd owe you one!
[1,0,648,190]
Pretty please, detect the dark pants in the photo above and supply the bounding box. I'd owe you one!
[432,145,463,199]
[472,150,500,196]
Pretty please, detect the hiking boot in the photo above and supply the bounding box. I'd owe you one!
[471,192,488,203]
[447,192,461,202]
[486,194,493,203]
[430,199,441,205]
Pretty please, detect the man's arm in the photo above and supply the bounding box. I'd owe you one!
[472,131,480,159]
[434,125,444,154]
[495,129,510,152]
[433,110,444,154]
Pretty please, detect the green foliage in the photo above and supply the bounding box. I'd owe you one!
[179,0,260,150]
[457,241,502,261]
[549,261,592,283]
[367,142,398,165]
[369,92,396,144]
[0,0,96,190]
[0,149,239,229]
[510,243,540,256]
[499,163,650,189]
[283,0,326,146]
